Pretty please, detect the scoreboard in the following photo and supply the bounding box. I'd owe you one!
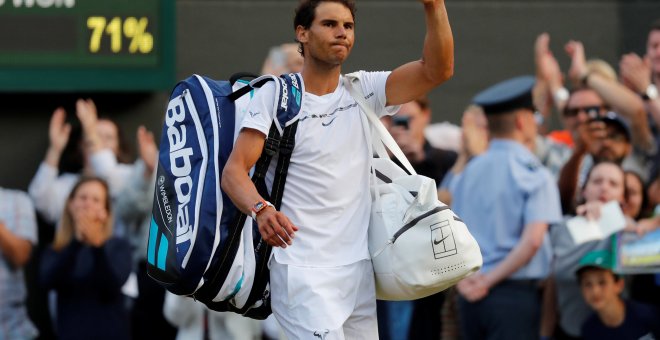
[0,0,175,91]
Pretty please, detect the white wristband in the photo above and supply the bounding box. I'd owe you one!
[553,87,569,105]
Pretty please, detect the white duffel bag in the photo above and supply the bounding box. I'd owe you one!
[345,73,482,300]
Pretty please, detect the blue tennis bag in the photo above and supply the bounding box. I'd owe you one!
[147,72,303,319]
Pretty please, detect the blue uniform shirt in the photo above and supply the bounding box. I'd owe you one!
[451,139,562,279]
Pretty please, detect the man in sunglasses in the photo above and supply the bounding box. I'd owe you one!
[545,40,656,213]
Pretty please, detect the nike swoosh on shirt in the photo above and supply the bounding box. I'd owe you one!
[434,235,450,245]
[321,117,338,126]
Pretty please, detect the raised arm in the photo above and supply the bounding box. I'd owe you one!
[620,53,660,137]
[567,41,654,152]
[385,0,454,105]
[0,221,33,268]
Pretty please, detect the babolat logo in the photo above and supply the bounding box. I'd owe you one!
[288,74,302,106]
[289,73,299,90]
[165,93,194,245]
[279,78,288,111]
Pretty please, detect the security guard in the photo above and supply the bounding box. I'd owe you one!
[450,76,562,340]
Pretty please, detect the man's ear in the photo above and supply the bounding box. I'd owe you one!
[296,25,308,44]
[514,111,525,130]
[614,275,625,294]
[421,108,432,125]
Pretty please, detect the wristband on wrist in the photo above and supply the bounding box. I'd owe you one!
[553,87,569,105]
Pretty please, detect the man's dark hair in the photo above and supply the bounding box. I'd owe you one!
[485,111,518,136]
[293,0,356,57]
[651,18,660,32]
[413,96,430,111]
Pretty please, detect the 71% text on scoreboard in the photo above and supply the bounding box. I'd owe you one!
[87,16,154,54]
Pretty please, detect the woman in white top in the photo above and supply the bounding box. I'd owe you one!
[28,99,136,229]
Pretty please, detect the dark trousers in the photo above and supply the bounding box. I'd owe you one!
[131,261,177,340]
[408,292,445,340]
[458,280,541,340]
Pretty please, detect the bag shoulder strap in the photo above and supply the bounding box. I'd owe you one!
[250,73,303,208]
[343,73,416,175]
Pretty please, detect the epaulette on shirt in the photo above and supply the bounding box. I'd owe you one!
[510,153,547,193]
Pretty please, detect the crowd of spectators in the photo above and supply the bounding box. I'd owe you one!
[2,16,660,340]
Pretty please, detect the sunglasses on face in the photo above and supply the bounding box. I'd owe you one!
[564,106,603,118]
[604,132,628,143]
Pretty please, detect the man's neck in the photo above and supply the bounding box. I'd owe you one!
[654,72,660,86]
[597,297,626,328]
[301,59,343,96]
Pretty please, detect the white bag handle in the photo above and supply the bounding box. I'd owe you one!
[343,73,417,176]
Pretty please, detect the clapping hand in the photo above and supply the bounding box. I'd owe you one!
[137,125,158,178]
[620,53,652,94]
[73,207,109,247]
[45,108,72,167]
[76,98,102,153]
[566,40,588,88]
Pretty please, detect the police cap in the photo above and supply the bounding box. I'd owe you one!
[473,75,536,115]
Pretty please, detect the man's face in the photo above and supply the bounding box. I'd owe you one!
[647,29,660,75]
[519,109,538,151]
[593,123,631,163]
[580,269,624,312]
[396,101,430,142]
[563,89,605,133]
[297,2,355,66]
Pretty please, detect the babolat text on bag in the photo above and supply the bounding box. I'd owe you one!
[147,72,304,319]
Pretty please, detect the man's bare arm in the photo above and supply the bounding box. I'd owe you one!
[386,0,454,105]
[0,221,32,267]
[221,129,298,247]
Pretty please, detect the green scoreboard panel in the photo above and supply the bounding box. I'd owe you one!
[0,0,175,91]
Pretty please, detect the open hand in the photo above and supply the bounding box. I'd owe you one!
[535,33,562,86]
[256,208,298,248]
[619,53,651,94]
[76,98,99,135]
[576,201,604,221]
[137,125,158,177]
[73,208,109,247]
[566,40,588,88]
[49,107,71,153]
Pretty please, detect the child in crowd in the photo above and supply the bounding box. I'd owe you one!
[577,250,660,340]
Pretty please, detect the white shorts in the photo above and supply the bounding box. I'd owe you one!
[269,258,378,340]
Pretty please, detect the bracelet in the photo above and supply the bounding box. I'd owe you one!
[553,87,569,104]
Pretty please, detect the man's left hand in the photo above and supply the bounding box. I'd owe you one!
[457,272,490,302]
